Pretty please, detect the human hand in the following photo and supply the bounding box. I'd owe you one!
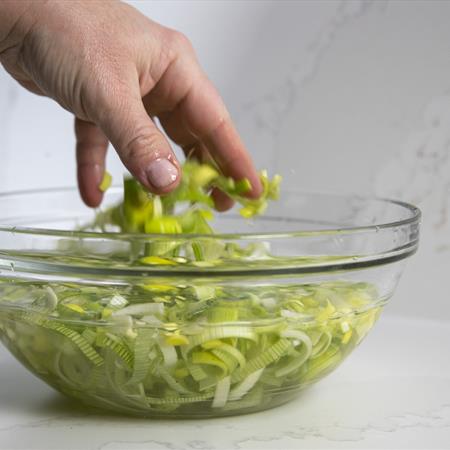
[0,0,262,208]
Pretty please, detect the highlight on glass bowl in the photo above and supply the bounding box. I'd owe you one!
[0,162,420,418]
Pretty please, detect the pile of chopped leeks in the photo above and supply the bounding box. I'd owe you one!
[0,162,382,416]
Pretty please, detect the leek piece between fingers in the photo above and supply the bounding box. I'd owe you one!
[99,171,112,192]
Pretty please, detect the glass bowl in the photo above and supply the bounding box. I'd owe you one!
[0,188,420,418]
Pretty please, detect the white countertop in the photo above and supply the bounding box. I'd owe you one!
[1,315,449,450]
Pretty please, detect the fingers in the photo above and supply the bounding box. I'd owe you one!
[157,74,263,199]
[203,116,262,199]
[142,31,262,199]
[95,87,181,195]
[211,188,235,212]
[182,144,235,212]
[75,118,109,207]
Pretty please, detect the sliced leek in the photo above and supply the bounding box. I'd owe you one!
[0,162,383,416]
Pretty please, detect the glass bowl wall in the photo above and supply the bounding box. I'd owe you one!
[0,188,420,417]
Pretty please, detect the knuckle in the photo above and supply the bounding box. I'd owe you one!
[123,129,163,164]
[168,30,194,54]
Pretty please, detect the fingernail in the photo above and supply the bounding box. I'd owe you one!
[146,158,179,189]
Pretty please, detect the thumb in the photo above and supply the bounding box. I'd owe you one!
[96,90,181,194]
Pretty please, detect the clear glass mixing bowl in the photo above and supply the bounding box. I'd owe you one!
[0,188,420,418]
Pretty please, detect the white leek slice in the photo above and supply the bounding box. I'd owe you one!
[112,303,164,317]
[229,369,264,401]
[212,376,231,408]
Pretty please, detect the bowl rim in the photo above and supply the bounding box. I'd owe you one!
[0,186,421,240]
[0,187,421,276]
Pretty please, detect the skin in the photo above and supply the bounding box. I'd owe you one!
[0,0,262,209]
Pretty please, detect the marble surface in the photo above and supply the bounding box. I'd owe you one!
[1,316,449,450]
[0,2,449,447]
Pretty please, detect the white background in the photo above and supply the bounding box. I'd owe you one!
[0,0,448,320]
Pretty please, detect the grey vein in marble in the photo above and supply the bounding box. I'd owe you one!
[238,0,387,171]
